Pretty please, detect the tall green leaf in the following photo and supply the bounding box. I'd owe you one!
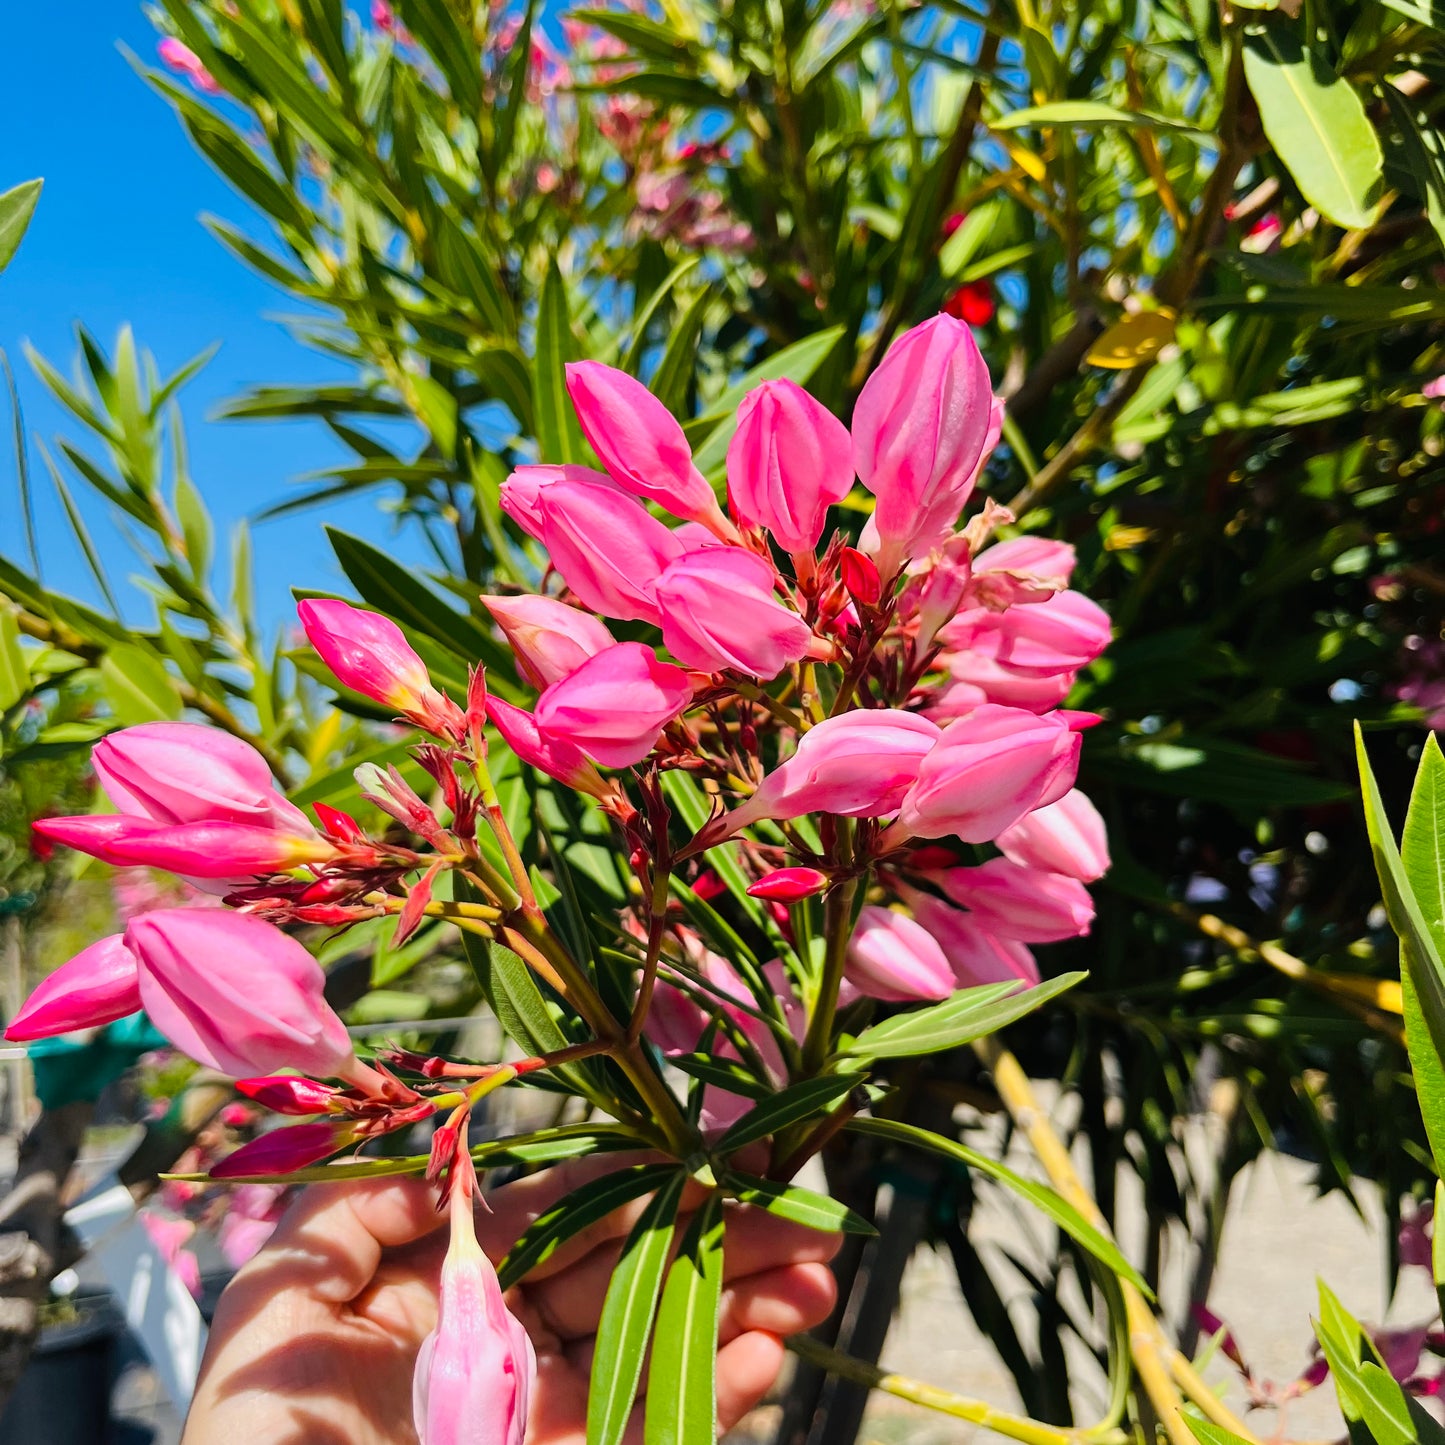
[587,1172,687,1445]
[0,179,42,276]
[1242,20,1383,230]
[534,260,589,465]
[645,1195,726,1445]
[716,1073,865,1153]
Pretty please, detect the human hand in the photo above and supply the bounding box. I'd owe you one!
[182,1159,841,1445]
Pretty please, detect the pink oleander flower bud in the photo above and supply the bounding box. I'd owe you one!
[942,590,1111,680]
[158,36,220,94]
[905,892,1039,988]
[995,789,1110,883]
[125,909,359,1081]
[840,548,882,609]
[499,463,618,537]
[211,1121,354,1179]
[895,705,1080,844]
[5,935,141,1040]
[533,642,693,768]
[927,654,1075,718]
[969,536,1075,609]
[299,600,464,737]
[747,867,829,902]
[565,360,734,537]
[413,1148,535,1445]
[852,315,998,578]
[536,478,687,623]
[34,815,335,879]
[936,857,1094,942]
[488,698,611,797]
[911,534,973,655]
[726,379,853,552]
[845,905,955,1002]
[235,1076,341,1115]
[655,548,813,678]
[91,722,309,833]
[717,710,942,838]
[481,593,616,689]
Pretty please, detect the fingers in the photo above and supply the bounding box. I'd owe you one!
[716,1332,790,1432]
[525,1204,841,1341]
[227,1176,445,1307]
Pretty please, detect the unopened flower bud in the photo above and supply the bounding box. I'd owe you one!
[747,867,829,902]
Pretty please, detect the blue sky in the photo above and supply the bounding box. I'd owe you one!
[0,2,428,633]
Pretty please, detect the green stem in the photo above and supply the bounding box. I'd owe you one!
[785,1336,1123,1445]
[801,874,859,1074]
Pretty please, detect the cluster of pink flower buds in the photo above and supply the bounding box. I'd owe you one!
[10,311,1110,1445]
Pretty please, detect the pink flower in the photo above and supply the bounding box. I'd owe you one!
[906,893,1039,987]
[936,857,1094,942]
[125,909,358,1081]
[845,906,955,1002]
[218,1211,280,1270]
[1424,376,1445,402]
[852,315,998,578]
[970,537,1075,608]
[717,710,942,837]
[488,697,611,796]
[371,0,398,31]
[499,463,620,536]
[158,37,220,94]
[536,478,687,623]
[896,705,1080,843]
[413,1151,535,1445]
[995,789,1110,883]
[655,548,813,677]
[5,935,141,1040]
[941,590,1111,682]
[747,867,829,902]
[91,722,308,833]
[299,600,464,737]
[725,379,853,553]
[481,593,616,689]
[565,361,735,537]
[140,1213,202,1300]
[533,642,692,768]
[211,1121,354,1179]
[33,814,334,879]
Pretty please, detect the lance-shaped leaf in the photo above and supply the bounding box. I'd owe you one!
[588,1172,688,1445]
[644,1195,725,1445]
[841,974,1085,1061]
[1242,19,1383,230]
[846,1117,1149,1294]
[0,179,42,276]
[716,1073,866,1153]
[499,1163,679,1289]
[722,1172,876,1235]
[534,259,590,466]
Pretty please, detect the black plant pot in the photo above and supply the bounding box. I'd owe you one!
[0,1294,122,1445]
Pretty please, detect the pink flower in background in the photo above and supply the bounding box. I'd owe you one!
[140,1213,202,1300]
[935,857,1094,942]
[905,893,1040,988]
[158,38,220,95]
[656,548,814,677]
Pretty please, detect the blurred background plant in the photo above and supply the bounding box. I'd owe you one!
[5,0,1445,1435]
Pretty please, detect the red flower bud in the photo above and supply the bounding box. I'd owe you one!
[840,547,881,608]
[236,1076,341,1115]
[747,867,829,902]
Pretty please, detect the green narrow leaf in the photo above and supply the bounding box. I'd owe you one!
[1242,19,1383,229]
[846,1116,1151,1295]
[587,1173,688,1445]
[0,607,27,713]
[650,288,712,415]
[842,974,1086,1060]
[992,101,1206,134]
[0,179,42,276]
[1186,1424,1253,1445]
[498,1163,679,1289]
[716,1073,865,1153]
[645,1196,726,1445]
[1356,725,1445,1091]
[534,259,589,465]
[99,643,184,725]
[1402,962,1445,1171]
[1382,86,1445,255]
[1401,734,1445,1169]
[722,1172,877,1235]
[622,257,702,375]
